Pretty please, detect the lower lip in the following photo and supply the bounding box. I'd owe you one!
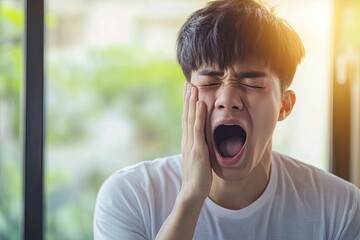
[215,143,245,166]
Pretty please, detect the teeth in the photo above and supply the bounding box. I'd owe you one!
[223,124,236,126]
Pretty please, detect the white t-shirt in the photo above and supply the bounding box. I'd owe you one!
[94,152,360,240]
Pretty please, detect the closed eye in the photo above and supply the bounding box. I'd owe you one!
[199,82,221,87]
[197,69,224,87]
[196,76,222,88]
[240,83,265,89]
[238,77,267,89]
[235,71,269,89]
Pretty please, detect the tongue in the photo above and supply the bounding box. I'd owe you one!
[218,137,244,157]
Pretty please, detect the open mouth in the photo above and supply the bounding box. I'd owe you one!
[214,124,247,160]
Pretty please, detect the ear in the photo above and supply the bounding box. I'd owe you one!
[278,90,296,121]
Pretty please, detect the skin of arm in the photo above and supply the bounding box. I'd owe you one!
[155,83,212,239]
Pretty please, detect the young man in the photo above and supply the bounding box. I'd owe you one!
[94,0,360,239]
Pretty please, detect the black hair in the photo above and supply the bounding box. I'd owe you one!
[176,0,305,90]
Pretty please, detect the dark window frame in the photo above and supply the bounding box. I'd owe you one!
[24,0,44,239]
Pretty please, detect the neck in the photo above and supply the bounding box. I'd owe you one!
[209,152,272,210]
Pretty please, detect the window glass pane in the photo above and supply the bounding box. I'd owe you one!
[271,0,331,171]
[0,1,24,239]
[45,0,206,238]
[45,0,331,238]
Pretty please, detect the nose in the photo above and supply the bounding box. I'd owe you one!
[214,85,243,111]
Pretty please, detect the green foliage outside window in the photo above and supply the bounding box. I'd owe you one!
[1,2,185,239]
[46,46,184,240]
[0,3,24,239]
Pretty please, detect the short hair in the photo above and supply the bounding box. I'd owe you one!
[176,0,305,90]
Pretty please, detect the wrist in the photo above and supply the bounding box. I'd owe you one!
[177,188,207,211]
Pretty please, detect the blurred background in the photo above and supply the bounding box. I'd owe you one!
[0,0,359,239]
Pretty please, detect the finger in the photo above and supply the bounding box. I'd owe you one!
[187,85,198,146]
[182,83,191,149]
[194,101,207,146]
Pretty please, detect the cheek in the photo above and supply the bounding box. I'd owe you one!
[249,95,281,128]
[197,89,214,140]
[197,89,215,111]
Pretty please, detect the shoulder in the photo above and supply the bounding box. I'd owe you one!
[271,151,360,208]
[98,154,183,198]
[271,152,360,237]
[94,155,183,239]
[272,151,360,212]
[272,151,355,191]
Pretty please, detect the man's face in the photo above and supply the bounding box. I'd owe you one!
[190,60,292,181]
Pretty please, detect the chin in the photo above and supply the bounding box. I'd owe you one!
[209,151,254,181]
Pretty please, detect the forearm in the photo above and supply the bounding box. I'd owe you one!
[155,190,206,240]
[156,84,210,240]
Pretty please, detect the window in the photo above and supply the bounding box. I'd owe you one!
[0,1,24,239]
[271,0,331,170]
[45,1,206,239]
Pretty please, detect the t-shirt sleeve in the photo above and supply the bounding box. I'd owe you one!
[337,185,360,239]
[93,171,148,240]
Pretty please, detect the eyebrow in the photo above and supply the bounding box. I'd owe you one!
[234,71,269,80]
[198,69,225,77]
